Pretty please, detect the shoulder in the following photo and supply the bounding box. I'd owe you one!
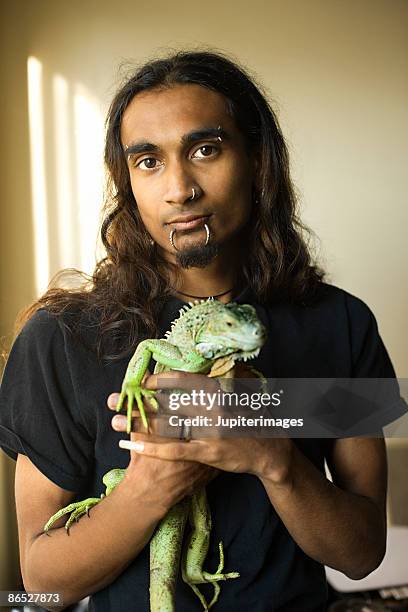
[251,281,378,340]
[306,281,370,309]
[298,283,382,354]
[299,282,376,326]
[271,283,382,374]
[18,306,100,348]
[12,308,98,368]
[310,283,393,376]
[15,309,63,353]
[19,308,59,334]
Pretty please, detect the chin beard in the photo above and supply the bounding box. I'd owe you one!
[175,242,219,269]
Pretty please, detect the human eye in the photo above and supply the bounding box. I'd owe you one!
[135,157,162,171]
[127,153,162,171]
[191,144,219,159]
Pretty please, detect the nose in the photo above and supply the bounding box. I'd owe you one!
[164,160,196,205]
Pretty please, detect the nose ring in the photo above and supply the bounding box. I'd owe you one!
[169,223,210,251]
[190,187,196,201]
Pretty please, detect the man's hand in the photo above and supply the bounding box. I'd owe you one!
[121,433,293,484]
[109,370,220,511]
[108,370,294,483]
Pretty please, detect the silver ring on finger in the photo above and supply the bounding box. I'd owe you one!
[179,422,192,441]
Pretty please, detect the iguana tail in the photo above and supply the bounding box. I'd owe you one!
[150,498,190,612]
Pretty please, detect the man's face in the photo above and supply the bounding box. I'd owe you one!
[120,84,256,267]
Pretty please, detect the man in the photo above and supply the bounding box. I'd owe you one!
[1,51,403,611]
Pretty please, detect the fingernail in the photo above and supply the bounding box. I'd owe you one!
[108,393,120,408]
[112,415,127,430]
[119,440,144,452]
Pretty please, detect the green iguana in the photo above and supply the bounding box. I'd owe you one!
[44,298,267,611]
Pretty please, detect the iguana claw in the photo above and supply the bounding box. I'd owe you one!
[116,382,158,433]
[43,496,103,534]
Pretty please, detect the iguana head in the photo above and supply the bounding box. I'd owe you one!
[168,299,267,362]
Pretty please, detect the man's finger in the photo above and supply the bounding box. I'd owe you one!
[144,372,220,393]
[107,392,161,412]
[112,413,185,437]
[118,438,207,461]
[141,369,151,384]
[112,414,135,431]
[107,393,120,409]
[112,414,153,433]
[107,368,152,408]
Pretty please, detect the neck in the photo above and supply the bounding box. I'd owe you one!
[168,241,243,303]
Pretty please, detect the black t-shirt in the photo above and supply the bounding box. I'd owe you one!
[0,283,406,612]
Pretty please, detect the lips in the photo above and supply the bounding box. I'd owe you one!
[167,214,211,230]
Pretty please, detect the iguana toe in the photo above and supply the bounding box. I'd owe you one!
[43,498,101,534]
[117,382,158,433]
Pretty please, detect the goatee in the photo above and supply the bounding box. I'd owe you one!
[176,242,219,269]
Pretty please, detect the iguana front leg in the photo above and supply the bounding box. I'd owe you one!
[182,487,240,610]
[43,469,126,534]
[117,339,210,434]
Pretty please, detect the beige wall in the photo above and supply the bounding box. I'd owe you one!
[1,0,407,588]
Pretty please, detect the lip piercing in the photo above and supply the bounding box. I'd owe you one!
[169,229,177,249]
[204,223,210,244]
[169,223,210,251]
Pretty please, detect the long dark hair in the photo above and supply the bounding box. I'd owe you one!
[17,50,325,360]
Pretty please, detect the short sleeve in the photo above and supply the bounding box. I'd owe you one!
[0,310,94,491]
[344,294,408,433]
[346,294,399,378]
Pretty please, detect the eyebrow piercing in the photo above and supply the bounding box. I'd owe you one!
[217,125,223,142]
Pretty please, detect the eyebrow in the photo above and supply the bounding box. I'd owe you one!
[124,126,230,157]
